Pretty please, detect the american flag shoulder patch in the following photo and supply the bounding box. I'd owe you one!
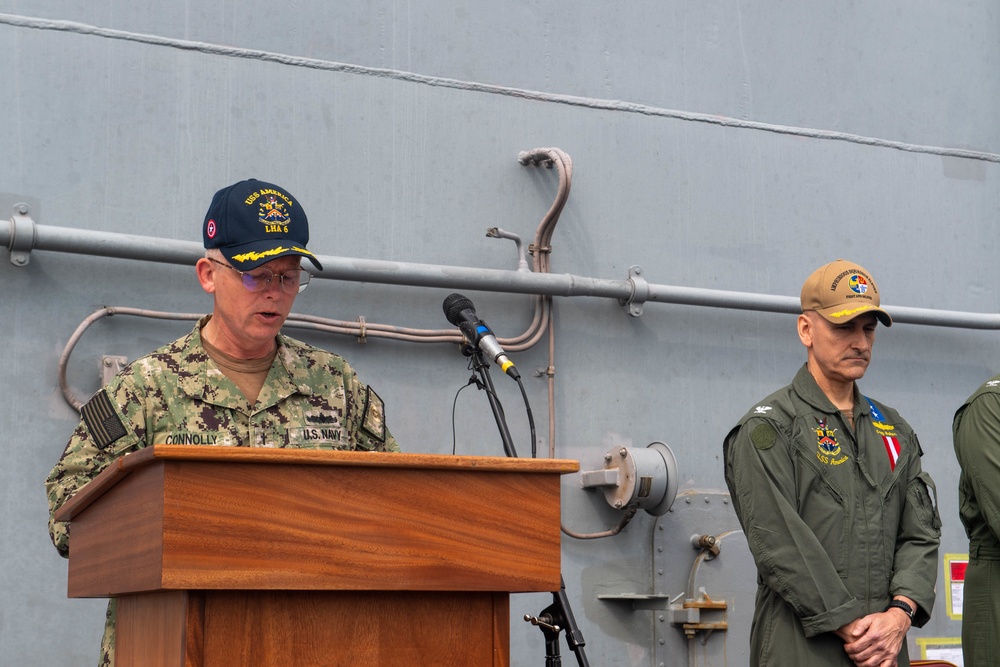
[81,389,128,450]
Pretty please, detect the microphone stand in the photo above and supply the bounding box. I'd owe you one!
[467,346,518,459]
[524,576,591,667]
[462,337,589,666]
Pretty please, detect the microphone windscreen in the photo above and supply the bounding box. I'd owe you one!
[443,293,476,325]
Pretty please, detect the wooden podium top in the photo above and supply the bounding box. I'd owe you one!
[57,446,579,597]
[55,445,579,522]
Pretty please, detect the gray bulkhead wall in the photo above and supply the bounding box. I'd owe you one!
[2,2,998,665]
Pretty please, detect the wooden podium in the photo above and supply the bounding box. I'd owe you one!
[53,445,578,666]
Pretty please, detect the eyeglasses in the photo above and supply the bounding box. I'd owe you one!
[208,258,311,294]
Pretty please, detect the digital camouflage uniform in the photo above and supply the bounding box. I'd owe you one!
[45,317,399,667]
[953,374,1000,667]
[723,364,941,667]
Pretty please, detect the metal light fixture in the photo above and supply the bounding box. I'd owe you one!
[580,441,679,516]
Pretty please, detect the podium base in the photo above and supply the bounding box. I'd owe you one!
[116,589,510,667]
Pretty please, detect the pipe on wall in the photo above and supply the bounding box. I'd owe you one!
[6,215,1000,329]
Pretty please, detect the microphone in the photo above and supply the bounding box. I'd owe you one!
[442,293,520,380]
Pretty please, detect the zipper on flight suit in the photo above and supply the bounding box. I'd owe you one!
[842,410,875,613]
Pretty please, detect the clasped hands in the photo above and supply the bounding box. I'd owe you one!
[835,599,913,667]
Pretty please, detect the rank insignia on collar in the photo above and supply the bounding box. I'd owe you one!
[815,418,849,466]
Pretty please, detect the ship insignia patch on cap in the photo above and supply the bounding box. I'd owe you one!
[259,194,290,225]
[848,274,869,295]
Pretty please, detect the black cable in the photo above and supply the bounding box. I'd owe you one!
[514,375,537,458]
[450,375,482,456]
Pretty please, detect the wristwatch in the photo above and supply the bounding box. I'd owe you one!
[886,599,915,620]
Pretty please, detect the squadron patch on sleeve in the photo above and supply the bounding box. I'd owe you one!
[361,386,387,443]
[81,389,128,451]
[750,423,776,450]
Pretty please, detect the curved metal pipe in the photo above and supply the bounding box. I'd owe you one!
[46,147,579,418]
[58,307,465,410]
[562,506,638,540]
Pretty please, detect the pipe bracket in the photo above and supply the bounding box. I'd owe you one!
[621,265,648,317]
[8,204,35,267]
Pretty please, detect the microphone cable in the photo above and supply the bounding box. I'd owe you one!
[514,374,537,459]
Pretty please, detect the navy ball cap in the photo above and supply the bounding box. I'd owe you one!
[203,179,322,271]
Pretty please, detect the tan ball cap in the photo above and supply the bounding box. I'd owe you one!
[800,259,892,327]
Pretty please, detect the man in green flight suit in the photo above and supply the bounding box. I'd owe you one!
[45,178,400,667]
[953,371,1000,665]
[723,259,941,667]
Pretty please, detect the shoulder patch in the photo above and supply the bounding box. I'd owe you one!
[81,389,128,451]
[361,386,387,443]
[750,422,776,450]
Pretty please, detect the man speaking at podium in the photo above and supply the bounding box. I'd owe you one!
[45,178,399,667]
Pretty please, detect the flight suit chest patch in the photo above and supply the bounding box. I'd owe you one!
[815,418,849,466]
[866,396,903,471]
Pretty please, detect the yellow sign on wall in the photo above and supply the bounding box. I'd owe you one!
[944,553,968,620]
[915,636,962,665]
